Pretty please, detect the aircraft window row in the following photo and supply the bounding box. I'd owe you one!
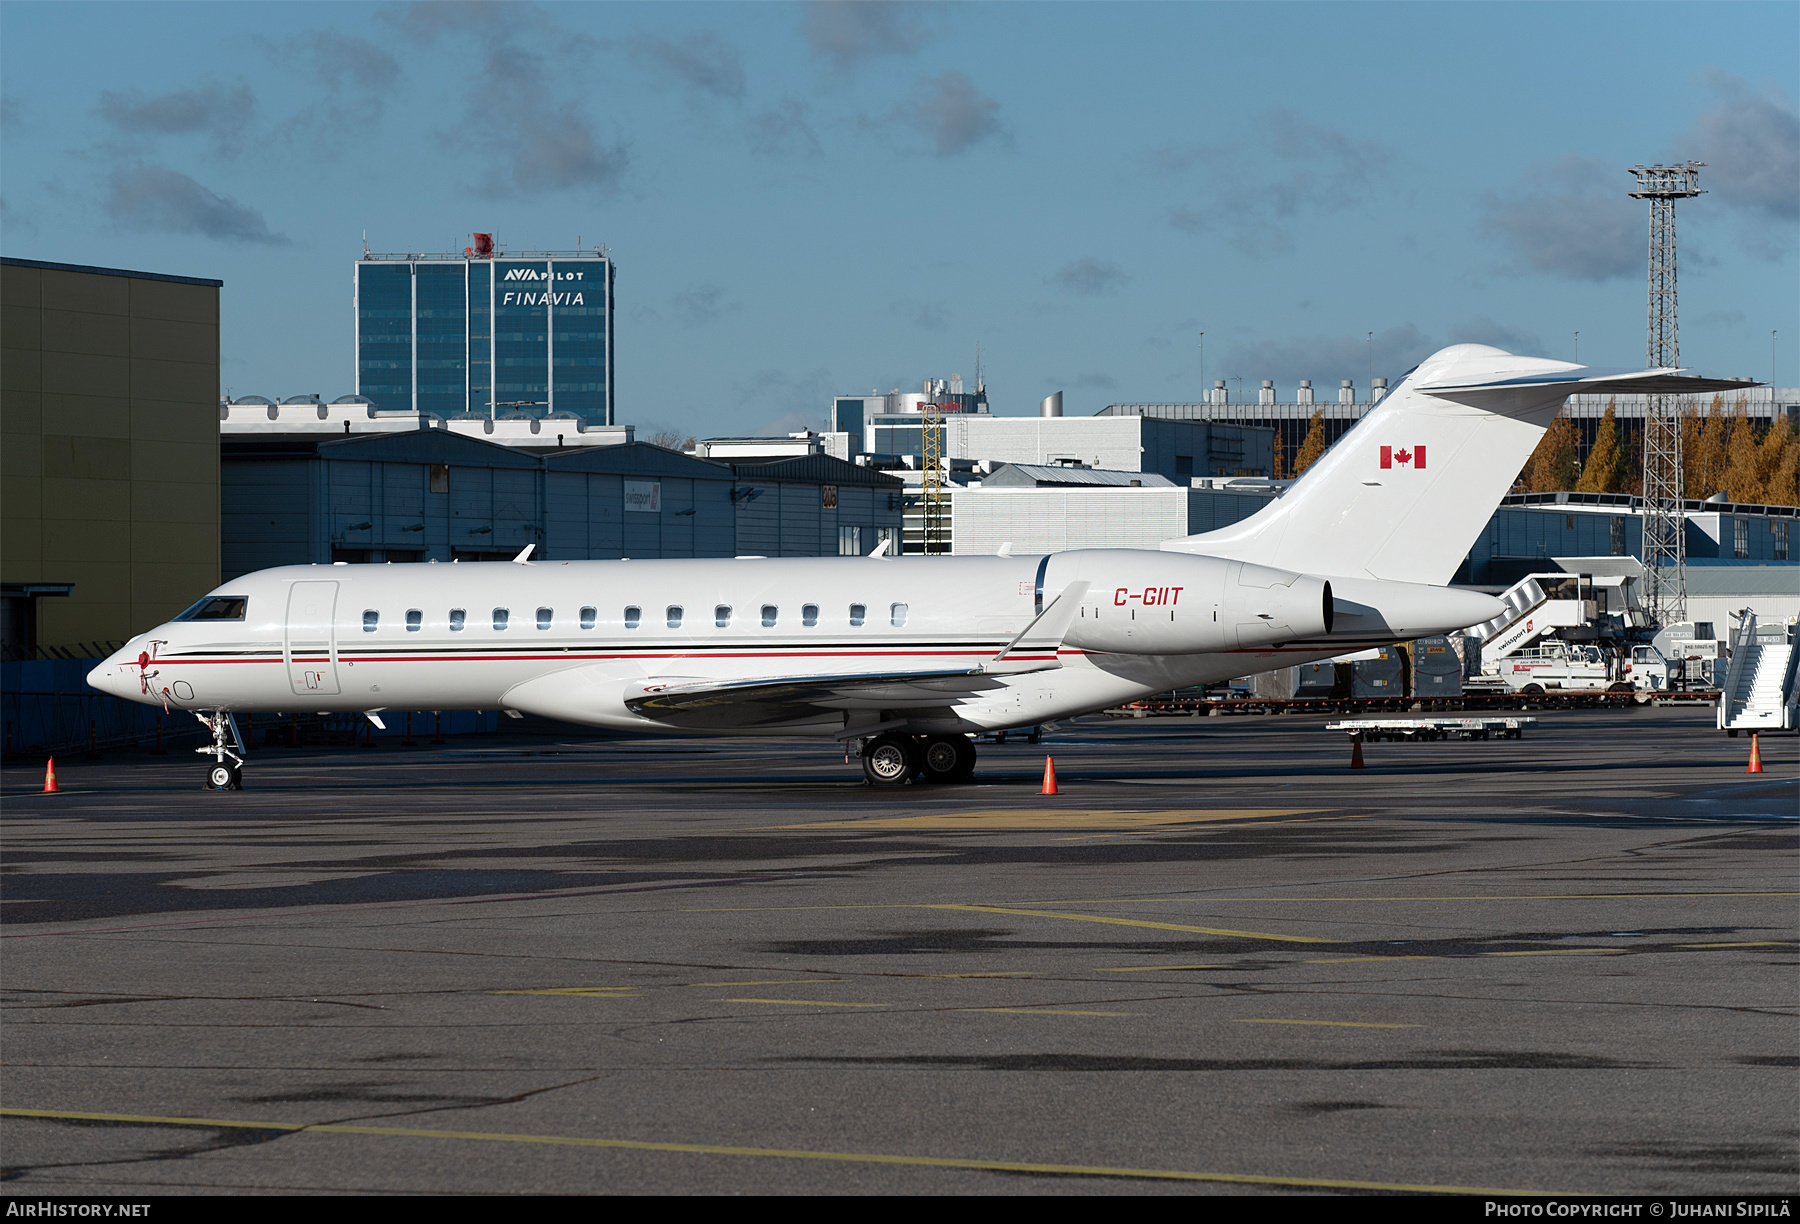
[356,603,910,631]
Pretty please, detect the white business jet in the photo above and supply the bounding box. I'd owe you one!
[89,345,1738,790]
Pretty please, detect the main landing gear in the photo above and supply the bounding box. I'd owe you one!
[196,711,245,791]
[860,733,977,786]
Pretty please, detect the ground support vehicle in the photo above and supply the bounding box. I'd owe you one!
[1326,716,1535,741]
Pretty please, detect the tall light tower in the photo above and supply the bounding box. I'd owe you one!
[1628,161,1704,628]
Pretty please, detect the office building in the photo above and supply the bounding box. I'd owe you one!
[355,239,614,424]
[831,375,1273,483]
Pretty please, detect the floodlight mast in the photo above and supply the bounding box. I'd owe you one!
[1628,161,1704,629]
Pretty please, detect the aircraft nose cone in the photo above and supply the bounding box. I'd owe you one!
[87,647,138,700]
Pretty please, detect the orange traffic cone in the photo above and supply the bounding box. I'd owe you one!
[1748,734,1763,774]
[1349,736,1366,769]
[42,757,58,793]
[1041,756,1059,795]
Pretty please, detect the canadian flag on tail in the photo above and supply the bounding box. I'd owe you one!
[1380,445,1426,470]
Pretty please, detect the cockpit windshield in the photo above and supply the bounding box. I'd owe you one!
[173,596,248,622]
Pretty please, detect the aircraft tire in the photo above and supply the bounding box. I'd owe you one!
[862,734,917,785]
[952,737,977,781]
[206,763,234,791]
[918,736,964,784]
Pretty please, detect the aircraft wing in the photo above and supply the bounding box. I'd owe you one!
[623,581,1093,730]
[625,663,1051,730]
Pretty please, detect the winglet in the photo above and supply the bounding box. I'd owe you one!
[993,581,1089,663]
[513,545,536,564]
[868,538,891,558]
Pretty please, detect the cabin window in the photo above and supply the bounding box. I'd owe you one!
[449,608,466,632]
[715,605,732,628]
[890,602,909,628]
[405,609,422,633]
[580,606,597,630]
[849,603,866,627]
[362,609,379,633]
[802,604,818,627]
[536,606,553,631]
[493,608,509,631]
[625,606,641,630]
[667,606,683,629]
[761,605,778,628]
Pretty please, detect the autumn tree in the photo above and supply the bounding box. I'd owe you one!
[1721,401,1764,503]
[1521,413,1580,492]
[1765,419,1800,507]
[1756,417,1798,507]
[1575,402,1626,493]
[1685,395,1729,499]
[1292,409,1327,476]
[1680,402,1707,498]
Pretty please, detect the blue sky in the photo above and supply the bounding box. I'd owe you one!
[3,1,1794,440]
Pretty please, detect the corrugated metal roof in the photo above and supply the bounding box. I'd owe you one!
[546,442,732,479]
[731,454,904,488]
[982,463,1176,488]
[224,429,541,468]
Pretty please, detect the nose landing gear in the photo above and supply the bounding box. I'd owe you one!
[195,711,245,790]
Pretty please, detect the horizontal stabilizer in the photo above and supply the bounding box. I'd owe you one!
[1421,367,1753,399]
[1163,345,1758,587]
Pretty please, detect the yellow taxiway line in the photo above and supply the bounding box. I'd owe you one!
[928,903,1326,944]
[1236,1019,1422,1029]
[772,808,1320,831]
[0,1107,1561,1195]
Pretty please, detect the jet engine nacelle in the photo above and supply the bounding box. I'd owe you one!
[1049,549,1331,656]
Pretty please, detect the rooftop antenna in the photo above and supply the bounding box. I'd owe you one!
[974,342,984,394]
[362,230,369,258]
[1629,160,1704,628]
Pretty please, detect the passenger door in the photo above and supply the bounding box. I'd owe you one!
[286,581,341,696]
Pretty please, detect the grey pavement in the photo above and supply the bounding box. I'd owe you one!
[1,706,1794,1195]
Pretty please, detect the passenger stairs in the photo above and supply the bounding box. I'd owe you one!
[1717,613,1800,733]
[1468,575,1593,661]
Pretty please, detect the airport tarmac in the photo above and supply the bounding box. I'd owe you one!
[1,706,1794,1196]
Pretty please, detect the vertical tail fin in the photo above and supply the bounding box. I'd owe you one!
[1163,344,1744,585]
